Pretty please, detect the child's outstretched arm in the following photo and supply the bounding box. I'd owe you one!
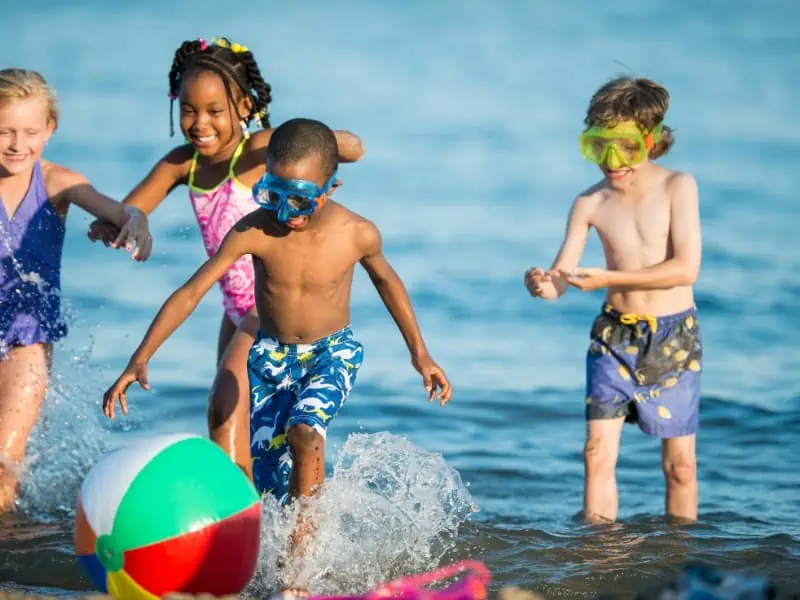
[563,174,700,291]
[525,194,594,299]
[333,130,365,163]
[87,146,192,247]
[357,220,452,405]
[49,166,153,261]
[102,218,254,419]
[250,129,364,164]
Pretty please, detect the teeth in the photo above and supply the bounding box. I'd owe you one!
[195,136,215,143]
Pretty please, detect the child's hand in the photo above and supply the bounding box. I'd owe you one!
[524,267,561,300]
[115,208,153,261]
[103,361,151,419]
[87,219,121,246]
[412,353,452,406]
[559,267,610,292]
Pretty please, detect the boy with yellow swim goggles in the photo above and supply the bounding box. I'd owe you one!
[524,76,704,527]
[580,120,665,170]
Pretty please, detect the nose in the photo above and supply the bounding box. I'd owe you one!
[277,203,292,222]
[188,113,211,133]
[604,146,626,170]
[8,132,22,151]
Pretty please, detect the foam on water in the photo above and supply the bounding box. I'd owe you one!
[249,432,478,595]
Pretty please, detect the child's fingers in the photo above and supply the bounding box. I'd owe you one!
[112,223,130,249]
[421,369,434,400]
[436,371,453,406]
[132,232,152,261]
[103,388,117,419]
[427,368,451,406]
[562,273,586,290]
[138,234,153,261]
[138,370,151,391]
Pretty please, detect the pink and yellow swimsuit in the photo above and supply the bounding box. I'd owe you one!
[188,139,257,326]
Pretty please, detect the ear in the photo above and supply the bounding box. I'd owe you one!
[329,178,342,193]
[45,118,57,138]
[237,95,253,121]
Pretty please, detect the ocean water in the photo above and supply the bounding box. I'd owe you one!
[2,0,799,597]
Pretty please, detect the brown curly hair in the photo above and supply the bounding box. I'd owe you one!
[585,76,674,159]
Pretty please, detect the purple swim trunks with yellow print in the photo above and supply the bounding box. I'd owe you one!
[585,304,702,439]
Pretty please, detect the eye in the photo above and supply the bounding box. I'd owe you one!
[590,139,606,154]
[287,196,313,210]
[619,140,641,153]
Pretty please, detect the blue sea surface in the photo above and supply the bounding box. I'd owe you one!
[1,1,799,597]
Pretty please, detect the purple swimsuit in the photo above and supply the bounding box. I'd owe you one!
[0,161,67,357]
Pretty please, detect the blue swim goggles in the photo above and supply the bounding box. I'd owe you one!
[252,171,337,222]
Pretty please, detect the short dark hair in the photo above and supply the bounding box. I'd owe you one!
[267,118,339,179]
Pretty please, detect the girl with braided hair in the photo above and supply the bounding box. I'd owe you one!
[88,36,364,479]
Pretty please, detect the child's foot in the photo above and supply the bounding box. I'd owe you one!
[280,586,310,598]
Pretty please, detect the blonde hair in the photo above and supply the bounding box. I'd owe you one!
[585,76,674,159]
[0,68,59,129]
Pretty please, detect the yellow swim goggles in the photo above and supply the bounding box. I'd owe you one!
[579,121,664,167]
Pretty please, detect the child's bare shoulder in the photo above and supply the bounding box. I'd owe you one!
[41,160,89,198]
[664,169,698,195]
[327,201,369,225]
[328,202,380,250]
[159,144,195,179]
[247,129,273,151]
[571,180,608,217]
[236,208,275,236]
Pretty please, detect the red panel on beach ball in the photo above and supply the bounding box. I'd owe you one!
[122,502,262,597]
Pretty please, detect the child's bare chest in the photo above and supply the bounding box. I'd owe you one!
[594,195,671,256]
[255,237,357,291]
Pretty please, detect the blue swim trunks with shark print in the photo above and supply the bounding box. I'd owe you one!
[247,325,363,504]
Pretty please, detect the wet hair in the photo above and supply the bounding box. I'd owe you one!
[585,76,674,159]
[0,68,59,129]
[267,118,339,180]
[167,37,272,136]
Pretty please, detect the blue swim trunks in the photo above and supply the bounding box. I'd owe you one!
[247,325,364,504]
[585,304,702,439]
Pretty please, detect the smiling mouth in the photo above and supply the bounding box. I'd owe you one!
[191,134,218,145]
[604,168,630,179]
[285,217,307,228]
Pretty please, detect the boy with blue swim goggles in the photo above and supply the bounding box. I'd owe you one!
[252,171,338,222]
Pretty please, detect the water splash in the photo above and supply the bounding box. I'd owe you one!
[14,309,144,519]
[249,432,478,596]
[0,213,116,518]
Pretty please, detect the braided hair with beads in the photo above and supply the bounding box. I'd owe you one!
[167,36,272,137]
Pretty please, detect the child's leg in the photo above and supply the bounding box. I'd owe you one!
[272,424,324,597]
[208,311,258,479]
[661,434,697,521]
[0,343,51,511]
[287,423,326,542]
[216,312,238,365]
[282,332,364,594]
[584,417,625,523]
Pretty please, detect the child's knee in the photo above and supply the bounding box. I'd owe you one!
[583,436,617,473]
[287,424,323,456]
[662,455,696,486]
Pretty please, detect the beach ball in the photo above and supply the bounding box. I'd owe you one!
[74,433,261,599]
